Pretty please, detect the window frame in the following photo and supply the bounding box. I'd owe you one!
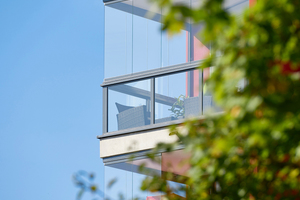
[102,60,205,135]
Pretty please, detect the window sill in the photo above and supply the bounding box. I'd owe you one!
[97,112,224,139]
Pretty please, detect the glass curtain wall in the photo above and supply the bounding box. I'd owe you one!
[190,0,249,62]
[105,0,133,78]
[133,0,162,73]
[105,150,189,200]
[104,0,190,79]
[162,0,190,66]
[104,0,250,79]
[105,157,162,200]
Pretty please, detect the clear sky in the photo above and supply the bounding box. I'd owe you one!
[0,0,104,199]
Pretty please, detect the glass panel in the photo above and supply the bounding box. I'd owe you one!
[105,162,133,200]
[155,70,201,124]
[108,79,151,132]
[203,67,223,113]
[224,0,249,15]
[162,150,190,198]
[190,23,211,62]
[191,0,210,62]
[162,0,190,67]
[105,157,162,200]
[132,158,162,200]
[104,151,190,200]
[105,1,133,78]
[133,0,162,73]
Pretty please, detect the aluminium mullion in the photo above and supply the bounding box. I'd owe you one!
[200,69,203,115]
[150,78,155,124]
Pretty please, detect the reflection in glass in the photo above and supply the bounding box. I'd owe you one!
[203,67,213,112]
[104,151,189,200]
[108,80,151,132]
[203,67,224,113]
[105,157,162,200]
[155,70,201,124]
[162,0,190,67]
[190,23,211,62]
[104,0,250,79]
[105,162,133,200]
[133,0,162,73]
[190,0,210,62]
[105,1,133,78]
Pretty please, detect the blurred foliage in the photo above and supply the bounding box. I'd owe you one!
[140,0,300,199]
[73,170,103,200]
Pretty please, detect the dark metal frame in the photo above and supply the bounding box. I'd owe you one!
[101,62,204,137]
[101,60,202,87]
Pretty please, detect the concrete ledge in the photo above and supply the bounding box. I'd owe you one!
[100,127,177,158]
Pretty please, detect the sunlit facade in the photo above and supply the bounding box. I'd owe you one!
[98,0,249,199]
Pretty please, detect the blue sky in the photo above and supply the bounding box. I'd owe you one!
[0,0,104,199]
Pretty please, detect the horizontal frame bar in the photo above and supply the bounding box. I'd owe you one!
[101,60,203,87]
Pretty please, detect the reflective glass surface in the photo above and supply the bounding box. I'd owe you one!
[190,22,211,62]
[203,67,213,113]
[133,0,162,73]
[105,157,162,200]
[155,70,201,124]
[105,1,133,78]
[162,0,190,66]
[190,0,210,62]
[108,79,151,132]
[104,0,250,79]
[105,162,133,200]
[203,67,224,113]
[104,151,189,200]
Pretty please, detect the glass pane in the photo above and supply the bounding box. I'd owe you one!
[132,158,162,200]
[133,0,162,73]
[105,162,133,200]
[162,0,190,67]
[191,0,210,62]
[105,157,162,200]
[203,67,223,113]
[155,70,201,124]
[108,79,151,132]
[190,23,211,62]
[162,150,190,198]
[105,1,133,78]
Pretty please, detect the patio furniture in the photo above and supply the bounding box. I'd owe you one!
[184,96,200,117]
[116,103,150,130]
[184,96,213,117]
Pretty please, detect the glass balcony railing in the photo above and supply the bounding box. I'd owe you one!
[106,69,222,132]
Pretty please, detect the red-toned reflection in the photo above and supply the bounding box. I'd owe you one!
[162,150,191,176]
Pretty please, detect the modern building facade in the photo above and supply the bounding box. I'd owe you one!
[98,0,249,199]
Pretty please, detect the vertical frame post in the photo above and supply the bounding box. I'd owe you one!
[151,78,155,124]
[199,69,203,115]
